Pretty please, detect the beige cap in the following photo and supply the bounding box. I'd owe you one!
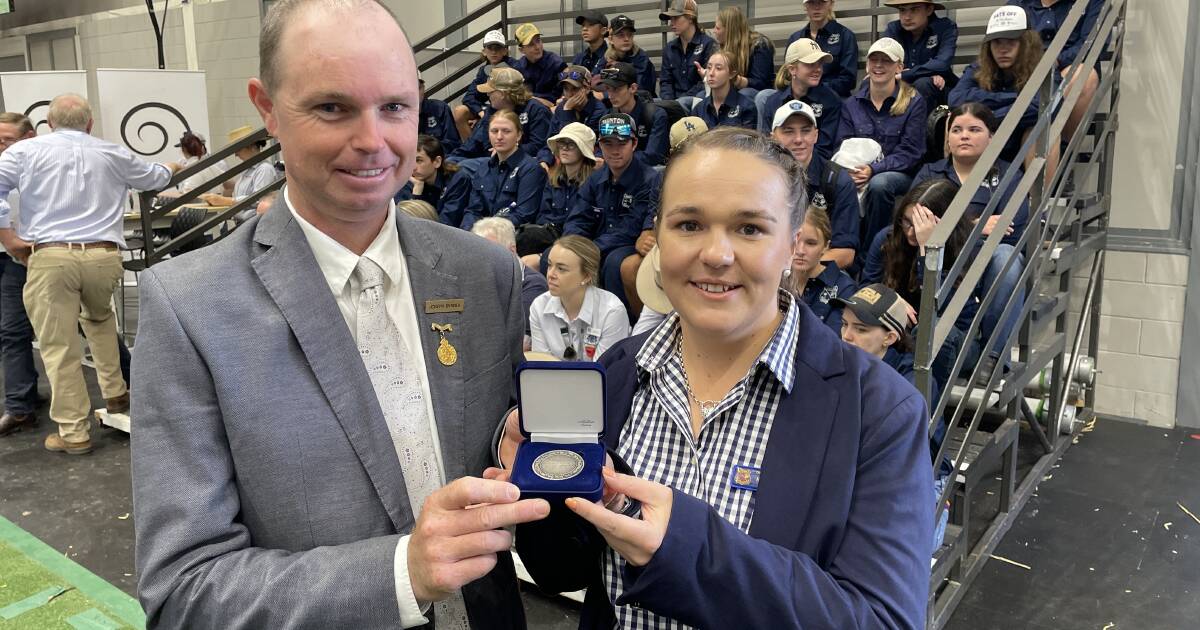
[515,23,540,46]
[867,37,905,63]
[636,246,673,315]
[227,125,255,144]
[547,122,598,163]
[477,67,524,93]
[669,116,708,152]
[785,38,834,66]
[884,0,946,10]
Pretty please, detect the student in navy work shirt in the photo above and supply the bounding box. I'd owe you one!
[394,134,458,212]
[786,207,856,334]
[658,0,719,105]
[602,15,657,99]
[573,10,609,76]
[519,123,599,263]
[713,6,775,94]
[417,75,460,154]
[538,65,607,167]
[882,0,959,106]
[563,113,663,309]
[788,0,860,98]
[598,63,669,166]
[756,38,842,160]
[693,51,757,130]
[453,29,512,141]
[452,110,547,231]
[839,37,928,249]
[450,66,552,164]
[512,23,568,108]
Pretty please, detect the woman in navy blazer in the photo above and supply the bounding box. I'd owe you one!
[495,128,932,629]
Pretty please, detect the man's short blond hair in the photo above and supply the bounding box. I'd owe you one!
[471,217,517,250]
[47,93,91,130]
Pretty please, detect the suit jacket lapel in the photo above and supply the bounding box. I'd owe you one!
[250,201,414,532]
[396,214,468,482]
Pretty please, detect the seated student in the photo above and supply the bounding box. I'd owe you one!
[394,134,459,214]
[949,7,1059,180]
[200,126,277,207]
[538,65,606,167]
[512,23,568,108]
[450,67,551,164]
[788,0,859,98]
[883,0,959,106]
[912,102,1029,247]
[451,111,547,231]
[529,235,631,361]
[603,15,657,99]
[598,63,669,166]
[839,37,928,248]
[520,123,599,263]
[771,100,859,270]
[472,217,549,349]
[563,113,662,311]
[453,29,512,141]
[756,38,842,159]
[573,9,609,76]
[693,51,757,130]
[1008,0,1102,145]
[417,74,461,154]
[786,206,856,334]
[658,0,719,105]
[713,6,774,94]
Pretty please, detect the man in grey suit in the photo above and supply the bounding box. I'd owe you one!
[130,1,550,628]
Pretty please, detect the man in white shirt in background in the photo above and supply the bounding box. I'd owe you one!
[0,93,180,455]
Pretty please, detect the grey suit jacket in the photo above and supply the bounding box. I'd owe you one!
[131,200,526,629]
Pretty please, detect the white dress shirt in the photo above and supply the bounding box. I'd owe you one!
[285,188,441,628]
[529,285,630,361]
[178,155,228,194]
[0,128,171,245]
[234,160,279,201]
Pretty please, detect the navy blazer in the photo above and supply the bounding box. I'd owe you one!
[516,304,933,630]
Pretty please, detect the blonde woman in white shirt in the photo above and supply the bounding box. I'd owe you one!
[529,235,630,360]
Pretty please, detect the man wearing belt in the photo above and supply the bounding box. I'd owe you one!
[0,93,179,455]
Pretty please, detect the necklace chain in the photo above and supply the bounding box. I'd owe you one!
[677,336,721,418]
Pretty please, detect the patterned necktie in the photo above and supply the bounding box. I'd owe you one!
[353,257,470,630]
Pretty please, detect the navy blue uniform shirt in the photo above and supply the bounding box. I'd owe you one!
[838,83,929,175]
[538,96,607,165]
[694,89,758,130]
[660,32,719,100]
[462,58,513,115]
[621,96,670,166]
[418,98,461,154]
[393,172,447,209]
[513,51,568,102]
[761,84,843,159]
[912,158,1030,246]
[807,154,861,252]
[948,63,1040,128]
[883,15,959,84]
[788,21,860,98]
[450,100,553,162]
[745,36,776,92]
[606,48,658,98]
[454,150,547,231]
[1008,0,1103,70]
[573,41,609,76]
[536,175,586,229]
[564,153,662,257]
[800,261,857,334]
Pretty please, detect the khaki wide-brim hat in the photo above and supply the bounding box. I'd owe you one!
[547,122,598,163]
[227,124,255,144]
[477,67,524,93]
[884,0,946,10]
[636,245,674,315]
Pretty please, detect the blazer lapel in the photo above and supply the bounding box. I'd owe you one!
[396,215,469,482]
[250,202,414,531]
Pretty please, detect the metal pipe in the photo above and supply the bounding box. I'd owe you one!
[1055,250,1104,437]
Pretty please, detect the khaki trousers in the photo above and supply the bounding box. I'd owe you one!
[23,247,127,443]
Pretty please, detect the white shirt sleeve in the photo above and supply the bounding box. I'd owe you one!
[529,297,549,353]
[593,292,631,359]
[395,535,432,628]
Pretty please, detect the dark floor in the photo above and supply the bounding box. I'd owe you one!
[2,359,1197,628]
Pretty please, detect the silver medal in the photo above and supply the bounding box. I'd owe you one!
[532,449,585,481]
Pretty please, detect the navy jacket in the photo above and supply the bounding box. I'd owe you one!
[454,150,547,231]
[1009,0,1104,70]
[694,89,758,130]
[760,84,843,159]
[436,168,473,227]
[515,305,933,630]
[450,100,553,162]
[883,346,944,462]
[838,83,929,176]
[563,154,662,257]
[606,48,658,98]
[745,36,776,92]
[947,63,1040,128]
[800,261,857,334]
[462,58,513,115]
[513,51,568,102]
[788,21,860,98]
[621,96,670,167]
[912,158,1030,246]
[418,98,461,155]
[883,15,959,84]
[807,155,861,252]
[521,267,548,335]
[393,172,447,209]
[535,175,585,229]
[660,32,719,100]
[572,41,609,76]
[538,96,607,166]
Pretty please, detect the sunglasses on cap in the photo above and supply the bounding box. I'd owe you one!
[558,69,588,82]
[599,120,633,137]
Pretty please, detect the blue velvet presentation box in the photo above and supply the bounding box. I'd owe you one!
[510,362,606,503]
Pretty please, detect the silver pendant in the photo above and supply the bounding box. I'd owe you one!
[532,449,585,481]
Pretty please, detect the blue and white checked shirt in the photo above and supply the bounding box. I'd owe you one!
[0,129,171,245]
[605,290,800,630]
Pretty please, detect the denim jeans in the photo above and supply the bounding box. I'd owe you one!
[862,171,912,248]
[981,244,1025,359]
[601,245,637,313]
[0,254,37,414]
[933,475,950,552]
